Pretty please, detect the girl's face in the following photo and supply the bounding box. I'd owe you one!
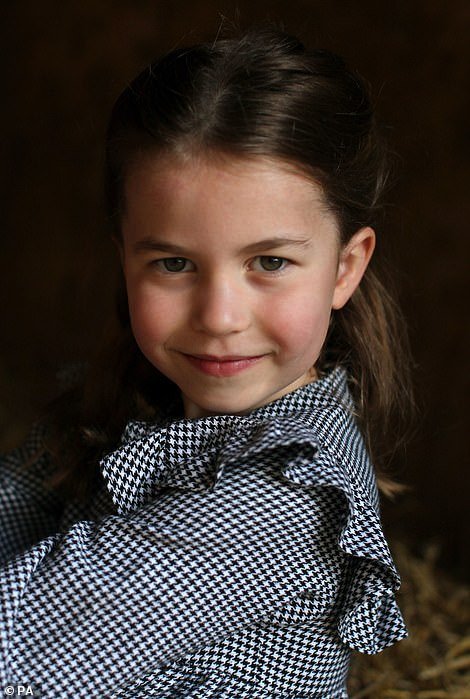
[120,154,374,418]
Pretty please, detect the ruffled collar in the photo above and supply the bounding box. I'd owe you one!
[100,366,353,516]
[99,366,405,656]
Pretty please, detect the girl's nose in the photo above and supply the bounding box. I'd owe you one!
[190,274,251,337]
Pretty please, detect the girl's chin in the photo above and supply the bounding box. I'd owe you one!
[181,388,267,418]
[182,397,256,419]
[180,375,316,419]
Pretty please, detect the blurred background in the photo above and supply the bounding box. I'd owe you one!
[1,0,469,585]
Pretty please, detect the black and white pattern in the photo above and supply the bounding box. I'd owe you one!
[0,367,407,698]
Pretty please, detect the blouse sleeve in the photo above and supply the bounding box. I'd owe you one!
[0,459,353,696]
[0,423,64,566]
[0,408,406,698]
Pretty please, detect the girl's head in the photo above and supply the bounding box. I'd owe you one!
[119,154,374,418]
[105,26,384,418]
[45,26,413,501]
[106,28,387,242]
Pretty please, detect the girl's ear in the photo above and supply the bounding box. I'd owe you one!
[332,227,376,310]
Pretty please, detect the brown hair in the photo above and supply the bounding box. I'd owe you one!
[43,25,414,501]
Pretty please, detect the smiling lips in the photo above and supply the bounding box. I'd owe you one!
[182,353,266,377]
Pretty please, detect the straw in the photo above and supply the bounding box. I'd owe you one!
[348,541,470,697]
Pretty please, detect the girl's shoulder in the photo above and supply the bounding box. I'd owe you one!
[0,420,64,565]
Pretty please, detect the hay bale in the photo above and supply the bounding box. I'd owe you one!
[348,541,470,697]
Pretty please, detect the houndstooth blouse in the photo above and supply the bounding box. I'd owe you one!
[0,367,407,698]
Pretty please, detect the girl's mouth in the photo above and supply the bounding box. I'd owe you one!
[182,353,266,377]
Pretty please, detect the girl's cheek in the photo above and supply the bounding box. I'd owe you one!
[127,287,174,342]
[265,287,324,328]
[265,293,332,354]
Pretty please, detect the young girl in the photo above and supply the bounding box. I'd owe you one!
[0,26,412,698]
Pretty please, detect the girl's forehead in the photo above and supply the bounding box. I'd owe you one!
[120,152,341,251]
[124,152,331,215]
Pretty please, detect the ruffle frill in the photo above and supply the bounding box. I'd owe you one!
[101,409,406,659]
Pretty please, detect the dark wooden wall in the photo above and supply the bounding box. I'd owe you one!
[1,1,469,577]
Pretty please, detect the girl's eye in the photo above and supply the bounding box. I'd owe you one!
[154,257,194,273]
[252,256,288,272]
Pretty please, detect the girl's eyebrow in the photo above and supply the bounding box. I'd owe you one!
[133,239,188,254]
[132,236,312,255]
[239,237,312,253]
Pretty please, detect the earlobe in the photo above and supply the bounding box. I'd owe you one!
[332,227,376,310]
